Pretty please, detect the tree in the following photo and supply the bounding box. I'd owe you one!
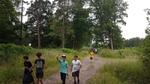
[145,8,150,35]
[90,0,128,50]
[52,0,72,48]
[71,8,92,49]
[124,37,143,47]
[0,0,20,44]
[25,0,54,47]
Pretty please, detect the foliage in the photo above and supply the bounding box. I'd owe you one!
[145,8,150,35]
[138,35,150,83]
[139,35,150,67]
[123,37,143,47]
[0,0,128,49]
[90,0,128,49]
[25,0,55,47]
[88,59,144,84]
[0,0,20,44]
[0,44,33,62]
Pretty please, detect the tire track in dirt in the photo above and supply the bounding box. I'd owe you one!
[43,55,104,84]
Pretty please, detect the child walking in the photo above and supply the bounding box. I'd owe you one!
[71,55,82,84]
[31,52,45,84]
[22,55,34,84]
[56,54,68,84]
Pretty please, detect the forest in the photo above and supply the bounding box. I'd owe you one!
[0,0,131,49]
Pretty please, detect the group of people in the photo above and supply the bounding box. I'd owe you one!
[56,54,82,84]
[22,52,82,84]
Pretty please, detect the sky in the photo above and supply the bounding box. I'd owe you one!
[23,0,150,39]
[121,0,150,39]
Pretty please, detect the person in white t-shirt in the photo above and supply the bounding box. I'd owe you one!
[71,55,82,84]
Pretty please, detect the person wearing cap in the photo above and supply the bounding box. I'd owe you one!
[56,54,68,84]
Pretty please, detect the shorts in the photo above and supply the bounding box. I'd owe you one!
[90,57,93,59]
[72,70,79,77]
[36,71,43,78]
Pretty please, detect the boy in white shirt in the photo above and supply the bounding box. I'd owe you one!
[71,55,82,84]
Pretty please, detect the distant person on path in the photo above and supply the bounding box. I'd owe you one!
[22,55,34,84]
[56,54,68,84]
[94,49,97,54]
[31,52,45,84]
[71,55,82,84]
[89,51,94,60]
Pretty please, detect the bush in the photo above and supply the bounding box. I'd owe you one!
[0,44,33,62]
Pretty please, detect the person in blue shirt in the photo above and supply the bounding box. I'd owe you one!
[56,54,68,84]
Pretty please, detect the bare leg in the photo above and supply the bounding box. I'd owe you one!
[77,76,80,83]
[74,77,76,84]
[36,79,39,84]
[39,78,43,84]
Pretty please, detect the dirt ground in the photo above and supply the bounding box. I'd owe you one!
[43,54,104,84]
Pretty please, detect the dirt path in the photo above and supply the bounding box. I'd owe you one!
[43,54,104,84]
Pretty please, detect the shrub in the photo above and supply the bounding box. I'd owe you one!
[0,44,33,62]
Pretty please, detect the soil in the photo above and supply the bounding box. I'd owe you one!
[43,54,104,84]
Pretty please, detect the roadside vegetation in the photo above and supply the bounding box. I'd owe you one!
[0,44,88,84]
[88,45,149,84]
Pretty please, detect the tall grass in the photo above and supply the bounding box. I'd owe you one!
[98,48,141,59]
[88,48,144,84]
[88,59,143,84]
[0,44,88,84]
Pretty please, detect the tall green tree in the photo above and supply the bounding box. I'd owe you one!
[25,0,54,47]
[90,0,128,49]
[52,0,74,48]
[70,1,92,49]
[0,0,20,44]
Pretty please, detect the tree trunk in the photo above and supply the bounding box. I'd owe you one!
[62,0,66,48]
[109,34,113,50]
[36,0,41,48]
[20,0,23,45]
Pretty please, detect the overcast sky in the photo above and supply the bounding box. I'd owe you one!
[121,0,150,39]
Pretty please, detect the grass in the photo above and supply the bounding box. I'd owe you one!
[88,48,143,84]
[0,48,88,84]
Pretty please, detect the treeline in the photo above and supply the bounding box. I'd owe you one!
[123,37,144,47]
[0,0,129,49]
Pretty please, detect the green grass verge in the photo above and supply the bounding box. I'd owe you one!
[0,48,88,84]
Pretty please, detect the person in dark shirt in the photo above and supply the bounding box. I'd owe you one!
[23,55,34,84]
[31,52,45,84]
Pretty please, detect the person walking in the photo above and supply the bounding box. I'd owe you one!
[31,52,45,84]
[89,51,94,61]
[56,54,68,84]
[22,55,34,84]
[71,55,82,84]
